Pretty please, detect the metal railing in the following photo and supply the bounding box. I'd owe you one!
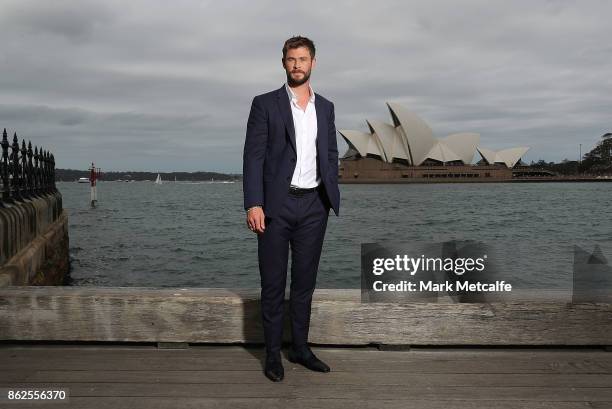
[1,128,57,206]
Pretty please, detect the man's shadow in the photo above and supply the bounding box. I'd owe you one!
[238,292,293,369]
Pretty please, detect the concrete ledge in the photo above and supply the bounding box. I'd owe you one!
[0,209,69,286]
[0,287,610,345]
[0,192,63,266]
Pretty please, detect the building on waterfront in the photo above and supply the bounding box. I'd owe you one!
[338,103,530,182]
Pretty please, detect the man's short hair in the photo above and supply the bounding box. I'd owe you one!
[282,36,316,60]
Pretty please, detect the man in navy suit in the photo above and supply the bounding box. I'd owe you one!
[243,36,340,382]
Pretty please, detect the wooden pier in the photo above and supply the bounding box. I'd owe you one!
[1,344,612,408]
[1,286,611,408]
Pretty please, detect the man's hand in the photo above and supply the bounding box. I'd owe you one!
[246,207,266,234]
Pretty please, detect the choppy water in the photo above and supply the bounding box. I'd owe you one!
[61,181,612,288]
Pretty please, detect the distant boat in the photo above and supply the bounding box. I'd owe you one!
[207,177,235,184]
[77,177,89,183]
[155,174,162,185]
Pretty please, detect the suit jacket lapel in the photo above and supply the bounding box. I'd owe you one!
[277,85,297,153]
[315,95,327,166]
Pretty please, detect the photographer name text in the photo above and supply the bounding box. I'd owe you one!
[372,280,512,292]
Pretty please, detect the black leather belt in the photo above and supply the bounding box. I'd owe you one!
[289,185,320,196]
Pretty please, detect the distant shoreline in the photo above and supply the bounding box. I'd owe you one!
[55,168,241,182]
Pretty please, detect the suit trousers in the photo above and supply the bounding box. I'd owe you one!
[257,186,330,355]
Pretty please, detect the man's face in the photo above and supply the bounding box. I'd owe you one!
[282,46,316,87]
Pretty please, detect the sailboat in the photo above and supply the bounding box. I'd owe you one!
[155,174,162,184]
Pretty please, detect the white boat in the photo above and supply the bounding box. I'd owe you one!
[77,177,89,183]
[155,174,162,184]
[207,178,235,184]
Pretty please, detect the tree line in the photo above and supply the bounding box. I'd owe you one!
[529,133,612,175]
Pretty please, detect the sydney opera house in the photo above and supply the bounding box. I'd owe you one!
[338,103,530,182]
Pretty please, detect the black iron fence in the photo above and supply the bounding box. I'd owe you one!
[1,128,57,206]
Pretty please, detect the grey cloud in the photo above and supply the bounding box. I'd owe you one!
[0,0,610,171]
[1,0,115,42]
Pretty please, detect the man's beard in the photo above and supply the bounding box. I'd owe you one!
[287,69,311,87]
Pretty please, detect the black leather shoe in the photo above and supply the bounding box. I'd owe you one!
[264,355,284,382]
[288,346,330,372]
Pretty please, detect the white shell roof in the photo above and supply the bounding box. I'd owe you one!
[339,103,529,167]
[386,102,435,165]
[477,146,530,168]
[442,133,480,164]
[338,130,385,159]
[425,142,462,163]
[367,119,409,163]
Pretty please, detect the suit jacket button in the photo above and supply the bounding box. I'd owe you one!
[286,176,290,181]
[290,158,296,163]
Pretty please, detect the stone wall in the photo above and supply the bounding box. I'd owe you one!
[0,192,69,286]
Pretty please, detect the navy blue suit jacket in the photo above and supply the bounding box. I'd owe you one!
[243,85,340,219]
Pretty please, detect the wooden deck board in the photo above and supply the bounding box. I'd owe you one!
[2,287,610,345]
[5,397,607,409]
[1,345,611,408]
[3,347,612,373]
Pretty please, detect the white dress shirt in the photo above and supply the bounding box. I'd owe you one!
[285,83,320,188]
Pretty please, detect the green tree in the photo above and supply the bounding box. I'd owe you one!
[580,133,612,174]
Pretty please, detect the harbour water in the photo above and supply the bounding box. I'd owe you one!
[61,181,612,289]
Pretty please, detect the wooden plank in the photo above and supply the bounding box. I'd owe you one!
[1,287,611,345]
[0,397,601,409]
[156,342,189,349]
[2,347,611,374]
[4,345,612,364]
[1,381,612,401]
[3,358,610,374]
[2,370,611,388]
[2,343,609,358]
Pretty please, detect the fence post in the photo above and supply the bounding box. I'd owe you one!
[43,150,50,194]
[27,141,35,198]
[10,133,22,202]
[20,139,29,200]
[34,146,40,196]
[51,153,57,192]
[1,129,9,204]
[0,129,57,205]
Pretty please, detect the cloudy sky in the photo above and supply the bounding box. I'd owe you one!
[1,0,610,172]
